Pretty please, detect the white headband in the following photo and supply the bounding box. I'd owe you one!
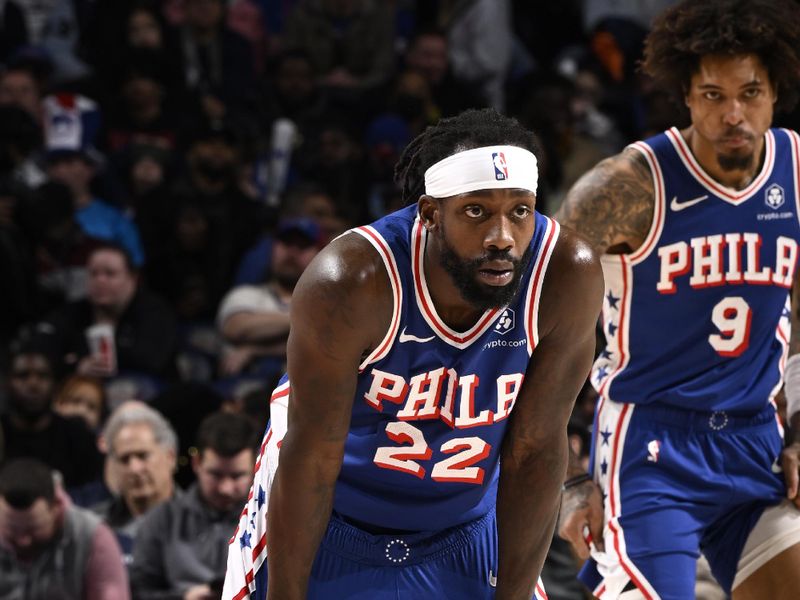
[424,145,538,198]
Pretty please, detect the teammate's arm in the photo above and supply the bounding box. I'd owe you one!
[265,234,392,600]
[555,147,655,255]
[781,267,800,508]
[553,147,654,558]
[494,231,604,599]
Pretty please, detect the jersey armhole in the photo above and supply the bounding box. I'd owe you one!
[350,226,403,371]
[524,217,560,355]
[626,141,666,264]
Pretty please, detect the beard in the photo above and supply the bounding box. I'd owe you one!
[437,229,534,311]
[717,152,754,172]
[717,128,756,172]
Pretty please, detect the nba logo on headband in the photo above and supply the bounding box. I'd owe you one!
[492,152,508,180]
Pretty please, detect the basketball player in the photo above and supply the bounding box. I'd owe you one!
[222,109,604,599]
[556,1,800,598]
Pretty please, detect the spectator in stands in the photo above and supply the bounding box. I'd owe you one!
[29,180,105,312]
[0,345,103,490]
[35,243,178,382]
[284,0,394,96]
[53,374,107,432]
[0,175,39,348]
[403,28,485,117]
[0,458,130,600]
[131,411,258,599]
[233,183,345,285]
[260,50,327,130]
[0,101,45,189]
[295,116,369,223]
[94,402,178,565]
[217,217,322,379]
[0,63,43,124]
[178,0,256,124]
[173,125,264,263]
[43,93,146,267]
[437,0,513,112]
[147,199,236,325]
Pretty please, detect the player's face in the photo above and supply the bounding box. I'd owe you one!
[685,53,776,172]
[429,188,536,310]
[193,448,254,512]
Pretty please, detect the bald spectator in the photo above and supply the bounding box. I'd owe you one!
[94,403,179,565]
[0,459,130,600]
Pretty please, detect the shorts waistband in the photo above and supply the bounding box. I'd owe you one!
[322,507,495,567]
[633,403,778,432]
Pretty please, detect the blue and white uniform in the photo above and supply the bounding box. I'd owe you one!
[582,127,800,599]
[224,204,560,600]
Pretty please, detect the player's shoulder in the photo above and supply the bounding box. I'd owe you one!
[299,230,388,294]
[549,225,602,282]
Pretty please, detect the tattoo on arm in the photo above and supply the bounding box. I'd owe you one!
[556,149,655,254]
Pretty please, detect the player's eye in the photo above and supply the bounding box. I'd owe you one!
[513,205,532,218]
[742,88,760,99]
[703,91,721,101]
[464,205,484,218]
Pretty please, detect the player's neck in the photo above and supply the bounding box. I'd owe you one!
[684,126,765,190]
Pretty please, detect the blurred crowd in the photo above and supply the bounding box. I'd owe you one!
[3,0,799,599]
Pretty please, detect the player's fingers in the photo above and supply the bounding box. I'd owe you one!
[588,511,605,553]
[560,513,591,560]
[781,450,800,499]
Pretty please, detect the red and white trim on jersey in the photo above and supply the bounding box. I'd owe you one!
[411,218,501,348]
[524,217,560,354]
[593,141,666,402]
[627,141,667,265]
[666,127,776,205]
[594,400,661,600]
[535,577,548,599]
[222,384,289,600]
[352,226,404,371]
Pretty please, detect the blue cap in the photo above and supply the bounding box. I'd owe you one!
[275,218,321,246]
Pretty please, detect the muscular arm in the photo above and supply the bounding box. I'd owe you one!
[265,235,391,600]
[555,147,655,255]
[495,231,604,599]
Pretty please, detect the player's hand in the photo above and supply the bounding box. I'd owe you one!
[781,441,800,508]
[557,478,605,560]
[183,583,215,600]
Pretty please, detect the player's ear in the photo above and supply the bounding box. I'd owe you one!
[418,195,439,231]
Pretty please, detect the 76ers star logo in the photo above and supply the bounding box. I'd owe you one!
[492,152,508,180]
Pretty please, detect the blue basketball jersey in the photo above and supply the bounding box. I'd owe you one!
[330,204,559,531]
[592,127,800,412]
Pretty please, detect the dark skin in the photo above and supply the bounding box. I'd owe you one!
[266,188,603,599]
[555,53,800,598]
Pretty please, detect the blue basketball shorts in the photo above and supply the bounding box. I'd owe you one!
[579,399,786,599]
[251,506,547,599]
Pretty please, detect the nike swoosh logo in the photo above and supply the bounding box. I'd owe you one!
[489,570,497,587]
[398,327,435,344]
[670,195,709,211]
